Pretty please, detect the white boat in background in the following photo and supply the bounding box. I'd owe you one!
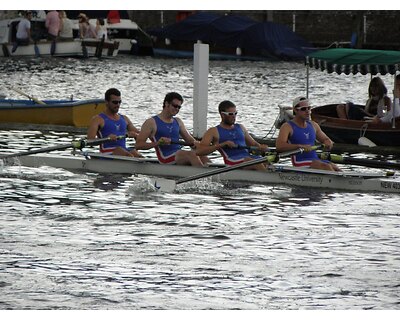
[3,151,400,194]
[0,17,119,58]
[103,18,153,55]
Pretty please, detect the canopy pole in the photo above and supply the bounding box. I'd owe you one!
[392,73,396,129]
[306,63,309,99]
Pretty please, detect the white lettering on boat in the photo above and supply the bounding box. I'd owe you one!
[381,181,400,189]
[278,173,323,184]
[348,180,362,185]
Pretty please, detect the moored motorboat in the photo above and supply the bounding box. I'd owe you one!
[0,98,106,127]
[103,18,153,55]
[3,151,400,194]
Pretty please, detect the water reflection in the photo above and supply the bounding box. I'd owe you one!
[1,56,400,310]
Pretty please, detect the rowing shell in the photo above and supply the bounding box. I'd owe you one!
[2,152,400,193]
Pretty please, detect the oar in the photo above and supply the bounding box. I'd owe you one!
[11,87,46,105]
[152,147,311,192]
[319,153,400,170]
[0,135,125,160]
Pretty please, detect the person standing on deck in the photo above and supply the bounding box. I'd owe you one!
[135,92,209,167]
[12,11,33,53]
[276,96,340,171]
[87,88,143,158]
[58,11,73,40]
[195,100,269,171]
[45,10,60,40]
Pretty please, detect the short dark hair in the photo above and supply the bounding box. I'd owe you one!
[105,88,121,101]
[163,92,183,108]
[218,100,236,113]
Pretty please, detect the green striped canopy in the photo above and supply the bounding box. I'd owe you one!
[306,48,400,75]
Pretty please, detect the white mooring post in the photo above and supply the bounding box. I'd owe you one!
[193,43,209,139]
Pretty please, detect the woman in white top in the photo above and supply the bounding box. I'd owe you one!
[96,18,108,41]
[58,11,73,39]
[373,74,400,124]
[336,76,391,121]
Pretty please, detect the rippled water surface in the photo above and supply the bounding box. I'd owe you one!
[0,55,399,310]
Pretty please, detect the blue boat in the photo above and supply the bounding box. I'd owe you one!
[148,12,315,61]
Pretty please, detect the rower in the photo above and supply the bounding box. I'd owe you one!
[87,88,143,158]
[276,96,340,171]
[195,100,269,171]
[135,92,209,167]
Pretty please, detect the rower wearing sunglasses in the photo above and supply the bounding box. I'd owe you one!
[87,88,143,157]
[275,96,340,171]
[136,92,210,167]
[196,100,269,171]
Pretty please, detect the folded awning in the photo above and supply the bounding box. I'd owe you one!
[306,48,400,75]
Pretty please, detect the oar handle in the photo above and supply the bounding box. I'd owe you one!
[72,135,126,149]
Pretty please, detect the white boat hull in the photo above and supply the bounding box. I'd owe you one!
[1,39,118,58]
[4,153,400,194]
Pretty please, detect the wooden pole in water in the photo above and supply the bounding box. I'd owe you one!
[193,43,209,139]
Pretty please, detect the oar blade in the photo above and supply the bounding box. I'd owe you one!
[150,177,177,192]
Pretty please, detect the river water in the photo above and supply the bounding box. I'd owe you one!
[0,55,399,310]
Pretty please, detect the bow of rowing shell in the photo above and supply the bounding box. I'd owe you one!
[3,152,400,194]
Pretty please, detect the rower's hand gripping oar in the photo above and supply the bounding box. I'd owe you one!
[0,135,126,160]
[153,146,320,192]
[319,152,400,170]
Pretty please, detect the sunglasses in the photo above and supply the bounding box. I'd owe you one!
[221,111,238,116]
[296,106,311,112]
[171,103,181,109]
[111,100,122,105]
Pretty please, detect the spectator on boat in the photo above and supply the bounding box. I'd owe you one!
[135,92,210,167]
[276,96,340,171]
[45,10,60,40]
[107,10,121,24]
[195,100,269,171]
[87,88,143,158]
[372,74,400,124]
[12,10,33,53]
[96,18,108,41]
[78,13,97,39]
[58,11,73,39]
[336,76,391,121]
[33,10,46,19]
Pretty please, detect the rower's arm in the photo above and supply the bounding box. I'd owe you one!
[135,118,158,150]
[196,127,235,156]
[313,122,334,150]
[125,115,140,139]
[87,115,103,140]
[275,123,296,152]
[176,117,196,145]
[242,124,268,151]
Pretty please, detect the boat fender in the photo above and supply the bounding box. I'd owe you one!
[358,136,377,147]
[2,43,10,57]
